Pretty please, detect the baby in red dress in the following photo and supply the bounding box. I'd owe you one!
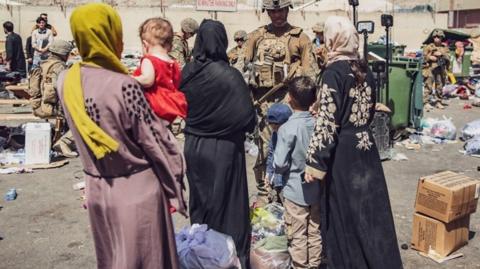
[133,17,187,123]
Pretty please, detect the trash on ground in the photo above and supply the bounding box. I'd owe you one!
[4,188,17,201]
[429,118,457,140]
[251,203,285,244]
[391,152,408,161]
[419,250,464,264]
[0,159,69,170]
[464,136,480,156]
[0,149,25,166]
[73,181,86,191]
[405,143,421,150]
[461,120,480,141]
[250,236,291,269]
[175,224,241,269]
[0,167,33,174]
[245,140,259,157]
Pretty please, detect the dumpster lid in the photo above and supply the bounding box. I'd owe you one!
[423,28,471,44]
[367,51,385,61]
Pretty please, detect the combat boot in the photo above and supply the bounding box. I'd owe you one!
[53,140,78,158]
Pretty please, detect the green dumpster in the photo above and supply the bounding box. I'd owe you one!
[375,56,423,130]
[368,43,406,59]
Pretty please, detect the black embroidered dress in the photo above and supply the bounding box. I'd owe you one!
[305,60,403,269]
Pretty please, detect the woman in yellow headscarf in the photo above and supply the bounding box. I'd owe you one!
[57,4,186,269]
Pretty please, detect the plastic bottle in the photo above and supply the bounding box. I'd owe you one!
[4,188,17,201]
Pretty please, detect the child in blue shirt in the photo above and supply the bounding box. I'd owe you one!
[274,76,322,268]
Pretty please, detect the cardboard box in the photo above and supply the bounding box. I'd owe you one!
[25,122,51,165]
[414,171,480,223]
[411,213,469,257]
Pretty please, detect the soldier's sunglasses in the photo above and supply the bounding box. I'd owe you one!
[234,38,245,42]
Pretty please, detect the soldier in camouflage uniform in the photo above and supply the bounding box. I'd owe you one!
[227,30,248,72]
[312,22,328,72]
[28,39,77,158]
[245,0,315,202]
[169,18,199,69]
[423,29,450,110]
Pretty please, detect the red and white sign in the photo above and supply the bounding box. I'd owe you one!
[196,0,237,12]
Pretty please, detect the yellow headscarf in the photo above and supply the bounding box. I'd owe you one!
[64,3,129,159]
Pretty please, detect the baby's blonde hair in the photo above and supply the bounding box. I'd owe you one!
[139,17,173,48]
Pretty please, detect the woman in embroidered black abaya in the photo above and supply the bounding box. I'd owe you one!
[304,16,403,269]
[180,20,256,268]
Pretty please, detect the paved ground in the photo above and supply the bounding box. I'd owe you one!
[1,98,480,268]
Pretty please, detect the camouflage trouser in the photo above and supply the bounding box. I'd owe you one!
[58,130,75,148]
[423,66,446,104]
[252,86,288,197]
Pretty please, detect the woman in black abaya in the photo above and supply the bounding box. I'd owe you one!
[304,16,403,269]
[180,20,256,268]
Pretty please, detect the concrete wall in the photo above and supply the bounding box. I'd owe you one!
[0,5,448,52]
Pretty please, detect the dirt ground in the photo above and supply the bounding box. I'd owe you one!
[1,98,480,269]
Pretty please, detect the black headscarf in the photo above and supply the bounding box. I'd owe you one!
[180,20,256,137]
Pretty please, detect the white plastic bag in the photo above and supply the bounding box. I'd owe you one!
[176,224,241,269]
[461,120,480,141]
[464,136,480,156]
[429,117,457,140]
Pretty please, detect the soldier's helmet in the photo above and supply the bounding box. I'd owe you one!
[262,0,293,11]
[181,18,199,35]
[234,30,248,41]
[312,22,324,33]
[432,29,445,39]
[48,39,74,56]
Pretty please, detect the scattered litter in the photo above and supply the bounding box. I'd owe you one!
[250,236,291,269]
[392,152,408,161]
[175,224,241,269]
[0,167,33,174]
[251,203,285,244]
[0,149,25,166]
[401,243,409,250]
[4,188,17,201]
[245,140,259,157]
[0,159,69,170]
[472,98,480,107]
[442,84,458,97]
[405,143,421,150]
[408,133,436,145]
[464,136,480,156]
[73,181,86,191]
[430,118,456,140]
[419,250,464,264]
[461,120,480,141]
[463,104,472,110]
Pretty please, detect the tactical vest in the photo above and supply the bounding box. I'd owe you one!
[28,59,64,117]
[251,27,301,88]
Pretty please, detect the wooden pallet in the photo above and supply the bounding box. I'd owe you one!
[0,99,30,105]
[0,113,44,122]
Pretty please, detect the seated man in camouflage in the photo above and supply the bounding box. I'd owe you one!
[29,39,77,158]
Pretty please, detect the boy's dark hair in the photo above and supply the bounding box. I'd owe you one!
[40,13,48,17]
[3,21,14,32]
[36,17,47,24]
[287,76,317,110]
